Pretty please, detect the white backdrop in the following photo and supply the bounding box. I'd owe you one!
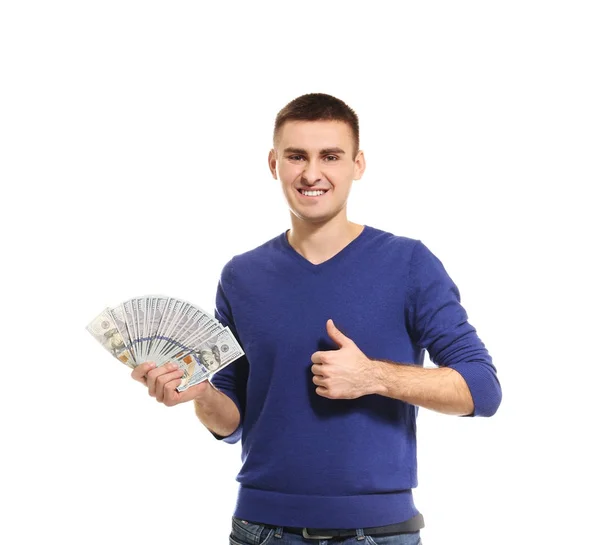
[1,1,598,544]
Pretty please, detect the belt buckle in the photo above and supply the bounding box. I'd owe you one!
[302,528,332,540]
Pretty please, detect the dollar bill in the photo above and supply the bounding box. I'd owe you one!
[143,296,168,362]
[160,315,223,363]
[86,308,136,368]
[87,297,245,384]
[149,298,183,361]
[173,327,244,391]
[109,305,134,353]
[121,299,141,362]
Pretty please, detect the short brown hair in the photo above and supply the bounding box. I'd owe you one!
[273,93,360,157]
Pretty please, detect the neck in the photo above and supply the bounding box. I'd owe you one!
[287,213,364,265]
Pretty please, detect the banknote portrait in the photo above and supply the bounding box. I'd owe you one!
[199,346,221,372]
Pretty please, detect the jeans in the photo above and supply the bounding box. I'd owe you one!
[229,517,422,545]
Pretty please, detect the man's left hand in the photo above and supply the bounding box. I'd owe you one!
[311,319,381,399]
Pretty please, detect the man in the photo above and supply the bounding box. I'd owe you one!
[132,93,502,544]
[199,346,221,372]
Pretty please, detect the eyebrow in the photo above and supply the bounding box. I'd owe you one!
[283,147,346,155]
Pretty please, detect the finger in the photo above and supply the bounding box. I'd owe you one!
[164,376,211,406]
[311,352,324,364]
[312,374,324,386]
[131,362,156,384]
[326,319,352,348]
[311,364,324,376]
[155,366,184,403]
[146,363,178,397]
[162,378,183,407]
[315,385,330,398]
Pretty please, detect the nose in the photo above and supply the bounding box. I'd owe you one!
[301,160,322,186]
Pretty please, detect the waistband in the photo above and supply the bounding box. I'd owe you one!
[277,513,425,539]
[234,485,419,528]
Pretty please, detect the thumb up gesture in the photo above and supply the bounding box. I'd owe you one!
[311,319,380,399]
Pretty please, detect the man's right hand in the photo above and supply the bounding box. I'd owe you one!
[131,362,212,406]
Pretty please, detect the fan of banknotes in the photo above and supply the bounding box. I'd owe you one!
[86,296,244,392]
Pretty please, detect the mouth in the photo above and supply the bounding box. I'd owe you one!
[297,188,329,198]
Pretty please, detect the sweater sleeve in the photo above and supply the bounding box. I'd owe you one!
[406,241,502,417]
[209,261,249,443]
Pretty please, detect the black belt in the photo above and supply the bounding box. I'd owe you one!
[271,513,424,540]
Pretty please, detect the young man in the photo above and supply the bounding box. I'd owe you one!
[133,93,502,544]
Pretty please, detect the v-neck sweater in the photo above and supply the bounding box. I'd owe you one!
[211,225,501,528]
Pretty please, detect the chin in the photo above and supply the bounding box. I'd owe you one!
[294,213,334,224]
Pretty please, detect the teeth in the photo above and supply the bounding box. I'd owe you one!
[300,190,326,196]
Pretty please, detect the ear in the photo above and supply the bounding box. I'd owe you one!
[353,150,366,181]
[268,148,278,180]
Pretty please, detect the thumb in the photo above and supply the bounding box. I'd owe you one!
[327,319,351,348]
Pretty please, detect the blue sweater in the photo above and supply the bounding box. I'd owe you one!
[211,225,501,528]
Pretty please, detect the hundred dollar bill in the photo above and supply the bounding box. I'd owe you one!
[150,298,184,361]
[122,299,141,362]
[133,297,148,362]
[153,300,196,362]
[143,296,168,362]
[86,308,136,368]
[174,327,244,392]
[110,305,134,353]
[159,314,223,364]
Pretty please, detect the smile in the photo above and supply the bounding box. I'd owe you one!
[298,189,328,197]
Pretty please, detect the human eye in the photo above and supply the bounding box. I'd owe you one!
[287,154,305,161]
[324,155,338,162]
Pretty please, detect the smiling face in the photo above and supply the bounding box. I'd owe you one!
[269,120,365,226]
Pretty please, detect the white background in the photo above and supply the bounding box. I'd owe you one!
[1,1,598,544]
